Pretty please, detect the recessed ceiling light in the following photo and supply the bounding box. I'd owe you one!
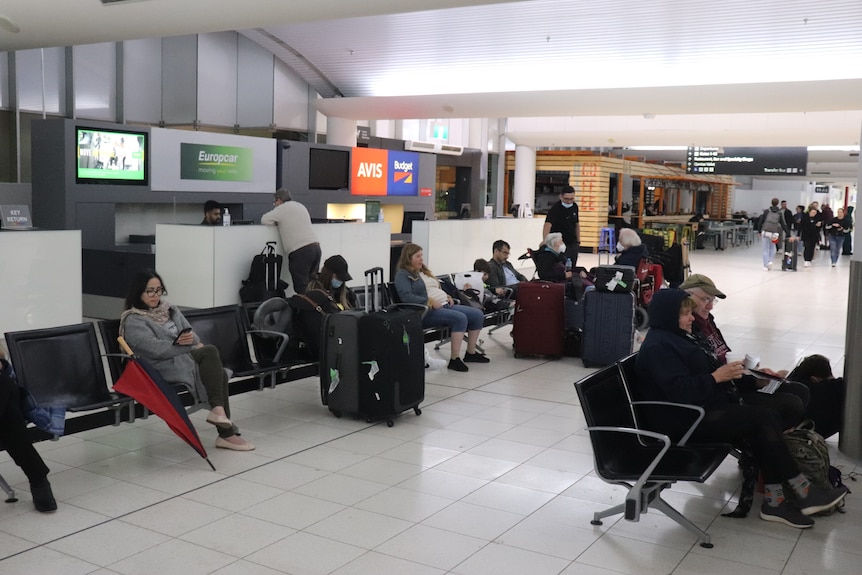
[0,14,20,34]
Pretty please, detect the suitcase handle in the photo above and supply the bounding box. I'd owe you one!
[364,267,384,312]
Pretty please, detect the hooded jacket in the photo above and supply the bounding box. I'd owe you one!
[636,289,731,412]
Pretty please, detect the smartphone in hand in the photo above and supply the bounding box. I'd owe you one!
[173,327,192,345]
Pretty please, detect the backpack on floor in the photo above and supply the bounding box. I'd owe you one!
[783,420,846,515]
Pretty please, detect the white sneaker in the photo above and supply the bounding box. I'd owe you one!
[762,267,769,272]
[767,261,773,269]
[832,263,837,267]
[804,261,811,267]
[424,349,447,371]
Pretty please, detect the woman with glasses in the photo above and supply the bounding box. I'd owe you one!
[120,270,253,451]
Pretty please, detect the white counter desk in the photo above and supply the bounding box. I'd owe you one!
[156,223,392,309]
[1,230,82,333]
[411,218,544,276]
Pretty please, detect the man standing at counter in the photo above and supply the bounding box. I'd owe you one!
[542,185,581,266]
[261,188,321,294]
[201,200,222,226]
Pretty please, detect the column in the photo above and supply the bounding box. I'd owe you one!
[326,117,357,147]
[840,123,862,461]
[513,145,536,216]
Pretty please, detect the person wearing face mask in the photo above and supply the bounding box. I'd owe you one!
[305,255,356,310]
[533,232,572,283]
[614,228,649,268]
[543,186,581,266]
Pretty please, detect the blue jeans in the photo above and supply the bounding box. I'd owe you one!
[423,304,484,332]
[829,235,843,264]
[761,234,778,267]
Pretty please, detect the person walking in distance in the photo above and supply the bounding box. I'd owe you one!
[758,198,792,271]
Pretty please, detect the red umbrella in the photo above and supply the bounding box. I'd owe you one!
[115,338,215,471]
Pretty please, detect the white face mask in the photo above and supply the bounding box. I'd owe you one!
[557,242,567,254]
[617,241,625,252]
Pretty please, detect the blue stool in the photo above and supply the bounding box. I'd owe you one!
[598,227,615,264]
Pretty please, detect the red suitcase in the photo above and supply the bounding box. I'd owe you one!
[512,281,565,358]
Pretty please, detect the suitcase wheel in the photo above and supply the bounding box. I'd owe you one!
[386,420,394,427]
[634,306,649,331]
[330,410,342,418]
[413,407,422,416]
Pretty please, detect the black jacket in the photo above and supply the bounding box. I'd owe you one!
[636,290,731,412]
[615,244,649,269]
[532,247,566,282]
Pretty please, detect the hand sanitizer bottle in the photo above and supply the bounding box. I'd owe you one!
[378,208,384,223]
[222,208,231,227]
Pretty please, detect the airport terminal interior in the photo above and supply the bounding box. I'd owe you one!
[2,1,862,574]
[0,245,856,575]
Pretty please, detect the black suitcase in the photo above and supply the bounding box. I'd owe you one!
[321,267,424,425]
[512,281,565,358]
[565,297,584,331]
[781,239,798,271]
[240,242,288,303]
[592,265,636,293]
[582,290,635,368]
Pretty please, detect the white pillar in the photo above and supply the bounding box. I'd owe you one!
[513,145,536,214]
[326,117,357,147]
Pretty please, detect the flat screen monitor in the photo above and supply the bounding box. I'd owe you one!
[76,126,148,185]
[401,211,425,234]
[309,148,350,190]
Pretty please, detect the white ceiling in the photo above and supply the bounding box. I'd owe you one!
[3,0,861,182]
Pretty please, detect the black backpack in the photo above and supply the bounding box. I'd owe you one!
[240,242,288,303]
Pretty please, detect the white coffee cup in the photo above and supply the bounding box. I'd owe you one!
[725,352,743,365]
[744,354,760,370]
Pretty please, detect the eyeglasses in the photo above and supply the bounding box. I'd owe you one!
[143,287,167,297]
[690,292,716,306]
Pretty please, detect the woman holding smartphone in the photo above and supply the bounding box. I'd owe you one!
[120,270,253,451]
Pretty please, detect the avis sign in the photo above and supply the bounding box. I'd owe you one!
[351,148,419,196]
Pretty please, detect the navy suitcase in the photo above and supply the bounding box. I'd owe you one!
[781,239,798,271]
[512,281,565,358]
[582,290,636,368]
[321,267,424,426]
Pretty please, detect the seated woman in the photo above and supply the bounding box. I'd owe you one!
[306,254,357,310]
[0,356,57,512]
[394,243,489,372]
[614,228,649,268]
[532,232,570,283]
[120,270,253,451]
[787,355,845,439]
[636,289,846,528]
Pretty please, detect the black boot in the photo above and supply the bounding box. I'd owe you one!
[30,479,57,513]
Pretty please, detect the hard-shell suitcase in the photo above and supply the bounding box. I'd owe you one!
[512,281,565,358]
[321,267,424,425]
[582,290,635,368]
[593,265,636,293]
[781,239,798,271]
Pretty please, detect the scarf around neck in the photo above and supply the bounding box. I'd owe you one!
[119,300,172,336]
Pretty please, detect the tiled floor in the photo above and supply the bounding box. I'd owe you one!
[1,242,858,574]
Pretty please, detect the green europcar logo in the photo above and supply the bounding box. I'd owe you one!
[180,143,254,181]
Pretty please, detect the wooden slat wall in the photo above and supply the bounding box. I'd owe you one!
[503,151,737,248]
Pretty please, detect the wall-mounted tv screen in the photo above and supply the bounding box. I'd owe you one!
[309,148,349,190]
[76,127,148,185]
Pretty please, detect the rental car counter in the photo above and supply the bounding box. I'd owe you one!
[155,223,392,309]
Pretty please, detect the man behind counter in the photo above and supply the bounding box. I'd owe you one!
[201,200,222,226]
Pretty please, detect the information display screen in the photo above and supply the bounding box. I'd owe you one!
[76,127,148,185]
[686,147,807,176]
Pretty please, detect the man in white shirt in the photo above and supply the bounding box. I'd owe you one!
[260,189,321,294]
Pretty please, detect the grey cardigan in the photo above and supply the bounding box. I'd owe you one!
[120,307,207,403]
